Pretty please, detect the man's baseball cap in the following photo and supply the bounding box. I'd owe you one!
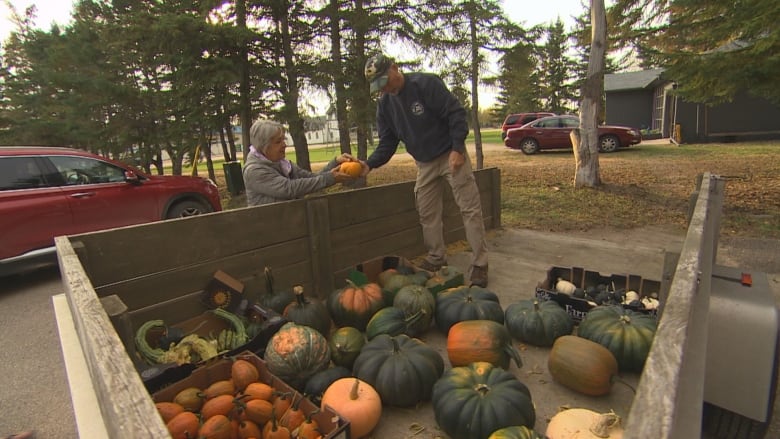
[365,54,393,93]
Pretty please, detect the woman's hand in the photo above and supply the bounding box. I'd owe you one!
[331,168,354,183]
[336,153,356,164]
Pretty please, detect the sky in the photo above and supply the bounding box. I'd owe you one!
[1,0,588,42]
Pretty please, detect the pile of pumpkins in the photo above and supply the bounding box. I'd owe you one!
[240,263,658,439]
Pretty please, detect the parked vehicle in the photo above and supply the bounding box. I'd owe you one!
[500,112,556,140]
[0,146,222,275]
[504,115,642,154]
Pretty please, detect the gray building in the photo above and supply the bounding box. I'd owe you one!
[604,69,780,143]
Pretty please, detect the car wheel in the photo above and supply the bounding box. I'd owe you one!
[599,135,620,153]
[519,139,539,155]
[166,200,211,219]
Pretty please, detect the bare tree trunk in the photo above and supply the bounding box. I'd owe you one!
[573,0,606,188]
[236,0,251,162]
[469,11,483,169]
[329,0,351,156]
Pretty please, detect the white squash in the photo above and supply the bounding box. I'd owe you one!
[622,291,639,304]
[555,278,578,295]
[641,296,660,310]
[546,408,623,439]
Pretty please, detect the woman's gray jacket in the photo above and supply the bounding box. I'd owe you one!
[242,153,339,206]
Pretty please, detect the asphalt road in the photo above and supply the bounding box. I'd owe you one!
[0,264,78,438]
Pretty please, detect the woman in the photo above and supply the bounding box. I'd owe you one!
[242,120,356,206]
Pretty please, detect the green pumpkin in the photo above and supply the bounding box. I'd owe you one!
[432,361,536,439]
[328,326,365,369]
[264,322,331,391]
[379,268,429,306]
[392,284,435,336]
[259,266,296,314]
[435,285,504,333]
[576,305,657,372]
[364,306,424,340]
[504,299,573,347]
[424,265,465,295]
[488,426,546,439]
[302,365,352,407]
[353,334,444,407]
[282,285,332,339]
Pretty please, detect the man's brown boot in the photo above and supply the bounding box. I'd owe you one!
[470,265,488,287]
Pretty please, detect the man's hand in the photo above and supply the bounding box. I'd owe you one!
[358,160,371,177]
[335,153,356,164]
[449,150,465,172]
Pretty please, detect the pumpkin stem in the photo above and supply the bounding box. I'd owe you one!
[349,378,361,401]
[474,383,491,395]
[619,315,631,324]
[391,336,401,352]
[293,285,306,304]
[589,411,621,438]
[505,344,523,368]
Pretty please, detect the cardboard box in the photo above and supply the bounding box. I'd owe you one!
[152,351,350,439]
[134,304,287,393]
[535,266,661,321]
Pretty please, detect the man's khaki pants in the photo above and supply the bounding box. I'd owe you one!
[414,150,488,268]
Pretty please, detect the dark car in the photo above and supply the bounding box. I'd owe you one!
[500,112,556,140]
[0,146,222,275]
[504,115,642,154]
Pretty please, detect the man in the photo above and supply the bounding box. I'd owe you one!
[360,53,489,287]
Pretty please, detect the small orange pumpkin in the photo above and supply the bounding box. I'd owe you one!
[321,378,382,439]
[155,401,184,423]
[203,379,236,400]
[296,409,322,439]
[201,394,237,420]
[339,161,363,177]
[232,359,260,391]
[166,411,200,439]
[240,381,274,402]
[198,414,232,439]
[279,393,306,432]
[327,280,384,330]
[242,398,273,425]
[237,419,263,439]
[263,407,292,439]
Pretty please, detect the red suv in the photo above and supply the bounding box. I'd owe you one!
[501,112,555,140]
[0,146,222,275]
[504,115,642,154]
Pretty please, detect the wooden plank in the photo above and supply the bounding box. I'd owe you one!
[73,201,309,288]
[324,181,415,228]
[56,236,168,439]
[92,238,313,310]
[624,173,723,439]
[307,198,334,299]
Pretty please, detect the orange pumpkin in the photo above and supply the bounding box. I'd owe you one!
[232,359,260,391]
[321,378,382,439]
[272,391,294,417]
[155,401,184,423]
[201,394,237,420]
[296,410,322,439]
[339,161,363,177]
[203,379,236,400]
[198,414,232,439]
[279,393,306,431]
[263,407,292,439]
[242,398,273,425]
[446,320,523,369]
[327,280,384,330]
[166,411,199,439]
[240,381,274,402]
[237,419,263,439]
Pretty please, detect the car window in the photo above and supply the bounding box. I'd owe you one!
[562,118,580,128]
[49,155,127,185]
[0,157,46,190]
[536,118,559,128]
[505,115,519,125]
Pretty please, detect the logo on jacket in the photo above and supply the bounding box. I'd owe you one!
[410,101,424,116]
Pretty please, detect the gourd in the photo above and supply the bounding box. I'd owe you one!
[197,414,232,438]
[327,279,384,331]
[231,358,260,391]
[576,305,657,372]
[431,361,536,439]
[262,406,292,439]
[504,299,573,347]
[155,401,184,423]
[135,319,167,364]
[283,285,333,339]
[547,335,619,396]
[435,285,505,333]
[392,284,435,336]
[488,426,547,439]
[166,411,200,439]
[447,320,523,369]
[260,266,297,314]
[555,278,578,295]
[546,408,624,439]
[211,307,248,351]
[364,306,424,340]
[328,326,365,369]
[321,378,382,439]
[352,334,444,407]
[264,322,331,391]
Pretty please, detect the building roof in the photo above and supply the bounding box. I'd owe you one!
[605,68,665,92]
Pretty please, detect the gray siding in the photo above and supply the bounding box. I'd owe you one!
[605,89,654,130]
